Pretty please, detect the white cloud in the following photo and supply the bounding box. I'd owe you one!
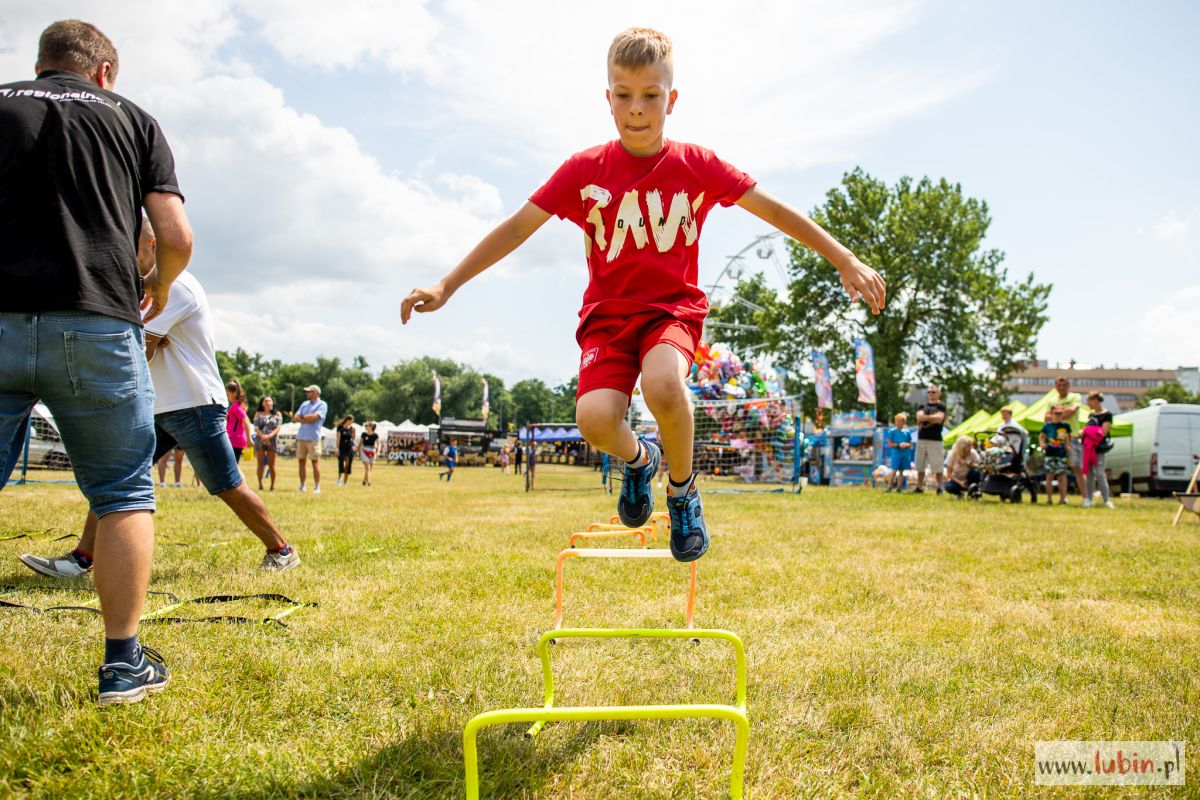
[239,0,442,74]
[232,0,987,175]
[1136,286,1200,368]
[1141,210,1198,247]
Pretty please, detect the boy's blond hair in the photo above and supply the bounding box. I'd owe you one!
[893,412,907,424]
[607,27,673,83]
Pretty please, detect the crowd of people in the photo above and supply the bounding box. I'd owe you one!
[876,378,1117,508]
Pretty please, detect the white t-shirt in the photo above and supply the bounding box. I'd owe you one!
[143,271,226,414]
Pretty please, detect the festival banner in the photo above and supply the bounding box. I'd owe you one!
[432,372,442,416]
[853,338,877,405]
[481,379,490,426]
[812,350,833,409]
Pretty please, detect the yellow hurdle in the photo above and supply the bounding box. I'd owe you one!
[463,628,749,800]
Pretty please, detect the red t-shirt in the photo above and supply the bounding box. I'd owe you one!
[530,140,754,338]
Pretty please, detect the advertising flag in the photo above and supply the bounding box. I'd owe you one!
[432,372,442,416]
[812,350,833,410]
[481,379,490,426]
[854,339,877,404]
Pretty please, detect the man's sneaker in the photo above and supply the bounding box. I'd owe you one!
[260,547,301,573]
[617,438,660,528]
[98,645,169,706]
[299,484,306,493]
[666,486,709,562]
[19,551,90,579]
[1104,501,1116,509]
[1081,499,1092,508]
[313,485,321,494]
[912,487,924,494]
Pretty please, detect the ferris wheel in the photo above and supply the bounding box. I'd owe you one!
[703,231,791,353]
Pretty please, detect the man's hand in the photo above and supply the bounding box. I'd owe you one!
[401,281,449,324]
[837,256,886,315]
[140,266,172,324]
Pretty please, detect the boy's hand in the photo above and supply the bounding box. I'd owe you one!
[401,282,449,324]
[837,257,886,315]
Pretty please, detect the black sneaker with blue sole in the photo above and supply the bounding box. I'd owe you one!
[667,484,709,562]
[617,437,660,528]
[98,644,169,706]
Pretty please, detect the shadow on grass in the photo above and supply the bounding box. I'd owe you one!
[234,720,619,800]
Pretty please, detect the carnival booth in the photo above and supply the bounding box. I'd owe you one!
[806,410,881,486]
[386,419,431,464]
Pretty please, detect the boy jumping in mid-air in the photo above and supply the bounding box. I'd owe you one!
[402,28,885,561]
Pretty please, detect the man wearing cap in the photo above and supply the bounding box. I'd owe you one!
[294,385,327,493]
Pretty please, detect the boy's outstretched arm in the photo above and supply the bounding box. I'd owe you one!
[735,186,886,314]
[401,202,552,324]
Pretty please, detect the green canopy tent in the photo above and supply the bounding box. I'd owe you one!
[943,409,990,442]
[1013,389,1132,437]
[944,401,1027,444]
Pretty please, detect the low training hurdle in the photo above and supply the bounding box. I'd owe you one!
[570,524,653,548]
[609,510,671,533]
[554,547,697,630]
[463,628,749,800]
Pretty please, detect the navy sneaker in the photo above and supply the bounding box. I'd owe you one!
[98,644,169,706]
[617,438,660,528]
[667,485,709,562]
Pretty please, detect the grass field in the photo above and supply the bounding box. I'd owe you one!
[1,463,1198,799]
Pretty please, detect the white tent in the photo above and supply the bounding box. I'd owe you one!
[396,419,429,434]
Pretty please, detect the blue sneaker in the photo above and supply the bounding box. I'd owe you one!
[98,644,169,706]
[617,438,660,528]
[667,484,709,562]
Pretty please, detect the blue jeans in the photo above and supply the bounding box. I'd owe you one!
[0,312,156,517]
[155,404,243,495]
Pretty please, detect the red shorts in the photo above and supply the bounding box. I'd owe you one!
[576,311,702,399]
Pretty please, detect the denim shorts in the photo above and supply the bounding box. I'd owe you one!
[154,404,244,495]
[0,312,156,517]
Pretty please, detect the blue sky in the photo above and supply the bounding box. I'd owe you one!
[2,1,1196,385]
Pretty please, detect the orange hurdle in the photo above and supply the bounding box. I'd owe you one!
[554,548,697,630]
[569,527,650,548]
[609,511,671,534]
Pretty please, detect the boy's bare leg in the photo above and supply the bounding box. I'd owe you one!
[310,458,321,487]
[217,485,287,549]
[576,388,639,461]
[92,510,154,639]
[75,511,99,554]
[640,344,692,483]
[298,459,308,486]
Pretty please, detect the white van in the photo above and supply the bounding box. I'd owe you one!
[1106,403,1200,495]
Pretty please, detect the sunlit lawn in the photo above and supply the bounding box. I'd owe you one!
[1,462,1197,799]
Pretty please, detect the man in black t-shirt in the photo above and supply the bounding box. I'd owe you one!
[0,20,194,705]
[913,385,947,494]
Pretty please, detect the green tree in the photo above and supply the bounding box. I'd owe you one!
[510,379,555,426]
[1136,381,1200,408]
[710,168,1051,417]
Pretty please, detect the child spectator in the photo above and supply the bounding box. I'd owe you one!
[1040,406,1072,505]
[358,421,379,486]
[401,27,885,561]
[884,413,914,492]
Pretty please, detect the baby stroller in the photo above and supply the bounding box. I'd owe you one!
[969,427,1038,503]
